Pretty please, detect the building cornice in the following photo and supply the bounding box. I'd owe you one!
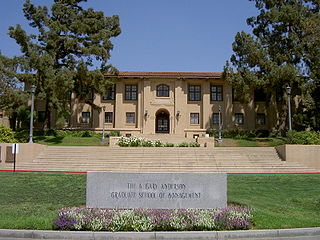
[105,71,222,79]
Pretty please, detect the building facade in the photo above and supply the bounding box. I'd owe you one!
[35,71,284,137]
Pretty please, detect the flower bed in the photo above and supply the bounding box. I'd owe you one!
[54,207,253,232]
[117,136,200,147]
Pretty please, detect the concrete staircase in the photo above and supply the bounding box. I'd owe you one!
[1,146,318,173]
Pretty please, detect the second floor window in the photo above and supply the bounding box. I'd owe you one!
[211,85,223,101]
[125,85,137,100]
[103,85,115,100]
[156,84,169,97]
[188,85,201,101]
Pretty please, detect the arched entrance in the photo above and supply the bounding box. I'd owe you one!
[156,109,170,133]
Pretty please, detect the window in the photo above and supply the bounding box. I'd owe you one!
[211,85,223,101]
[235,113,244,125]
[103,85,115,100]
[256,113,266,125]
[126,112,135,124]
[81,112,90,124]
[105,112,113,123]
[254,89,267,102]
[190,113,199,124]
[125,85,137,100]
[156,84,169,97]
[38,111,46,123]
[212,113,221,125]
[188,85,201,101]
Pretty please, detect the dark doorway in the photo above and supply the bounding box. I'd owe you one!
[156,111,169,133]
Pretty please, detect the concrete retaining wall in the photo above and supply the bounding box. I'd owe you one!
[276,145,320,170]
[0,143,45,164]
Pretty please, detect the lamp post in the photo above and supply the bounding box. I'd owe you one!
[29,85,36,143]
[218,105,222,143]
[286,86,292,131]
[101,106,106,143]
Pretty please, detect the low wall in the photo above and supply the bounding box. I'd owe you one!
[0,143,45,164]
[276,145,320,170]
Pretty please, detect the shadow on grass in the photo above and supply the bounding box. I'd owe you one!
[42,136,64,144]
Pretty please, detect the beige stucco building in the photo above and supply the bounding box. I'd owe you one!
[35,71,284,137]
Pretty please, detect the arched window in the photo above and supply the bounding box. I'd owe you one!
[156,84,169,97]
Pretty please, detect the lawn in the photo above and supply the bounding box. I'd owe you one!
[33,135,108,146]
[0,172,319,230]
[216,137,286,147]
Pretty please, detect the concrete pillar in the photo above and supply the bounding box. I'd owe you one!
[202,80,210,130]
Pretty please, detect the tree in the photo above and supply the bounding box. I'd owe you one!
[224,0,320,130]
[8,0,121,128]
[0,54,28,130]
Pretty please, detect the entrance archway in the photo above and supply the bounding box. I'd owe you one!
[155,109,170,133]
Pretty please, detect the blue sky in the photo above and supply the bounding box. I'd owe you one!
[0,0,259,72]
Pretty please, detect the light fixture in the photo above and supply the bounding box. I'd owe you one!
[176,111,181,120]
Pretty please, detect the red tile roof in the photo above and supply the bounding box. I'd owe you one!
[106,71,222,78]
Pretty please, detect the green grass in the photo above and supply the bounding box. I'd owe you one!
[0,172,319,230]
[228,174,320,229]
[216,137,286,147]
[0,172,86,229]
[33,136,108,146]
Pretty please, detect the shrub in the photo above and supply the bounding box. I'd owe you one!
[189,142,200,147]
[81,130,92,137]
[110,130,120,137]
[14,129,29,142]
[0,125,17,143]
[286,130,320,145]
[207,129,270,139]
[164,143,174,147]
[177,142,189,147]
[54,207,253,232]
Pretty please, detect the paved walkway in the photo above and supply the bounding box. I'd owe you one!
[1,228,320,240]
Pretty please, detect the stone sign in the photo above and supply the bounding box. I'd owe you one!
[86,172,227,209]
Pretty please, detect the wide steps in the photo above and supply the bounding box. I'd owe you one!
[1,146,318,173]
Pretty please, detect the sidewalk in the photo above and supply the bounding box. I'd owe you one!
[1,227,320,239]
